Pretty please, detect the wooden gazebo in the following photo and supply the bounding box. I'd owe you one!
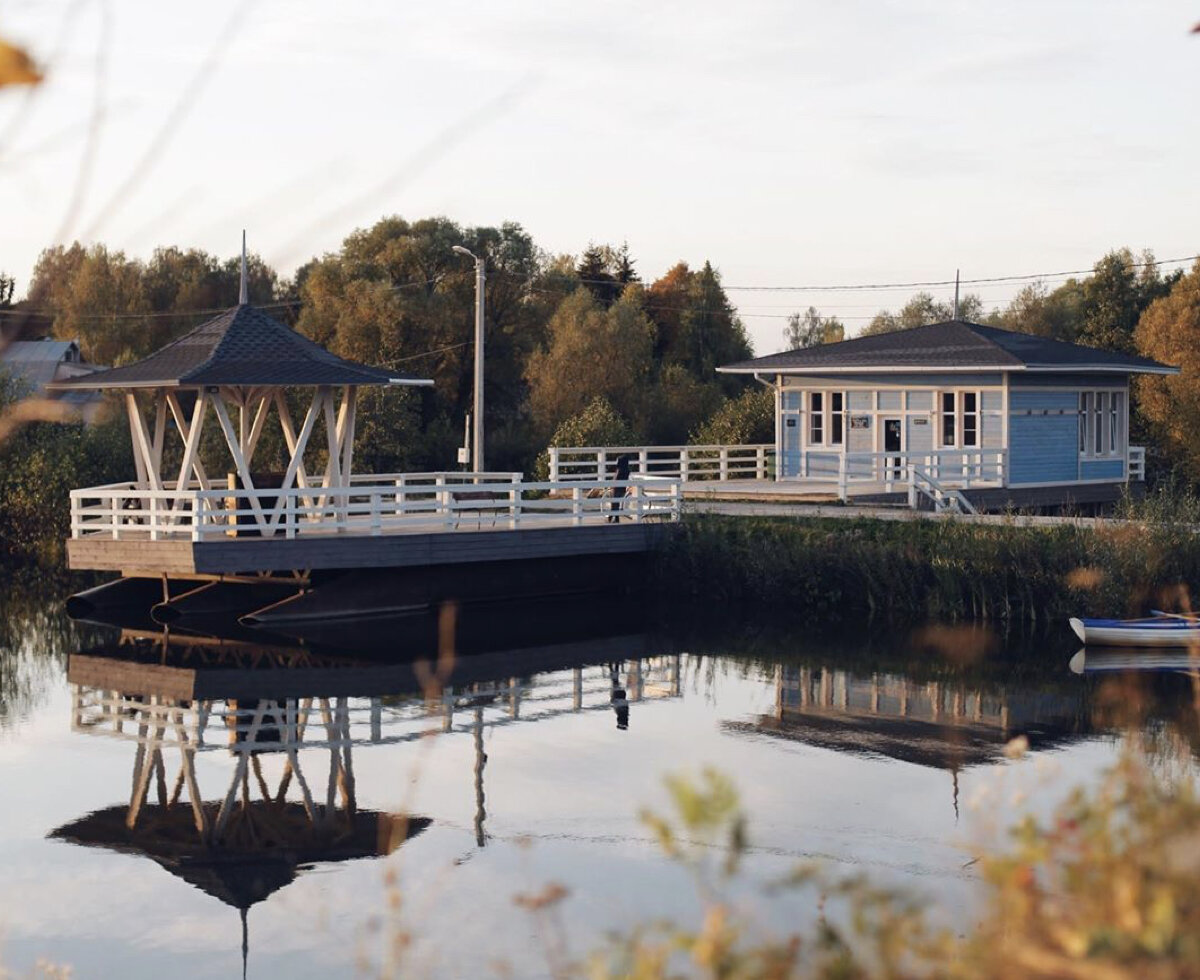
[50,247,433,540]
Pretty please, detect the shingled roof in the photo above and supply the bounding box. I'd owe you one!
[47,304,434,390]
[718,320,1178,376]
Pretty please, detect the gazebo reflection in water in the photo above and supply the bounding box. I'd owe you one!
[49,605,682,972]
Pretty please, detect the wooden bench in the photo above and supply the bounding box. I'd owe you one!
[450,489,508,528]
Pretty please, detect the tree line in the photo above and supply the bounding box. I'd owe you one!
[3,228,1200,543]
[1,218,761,482]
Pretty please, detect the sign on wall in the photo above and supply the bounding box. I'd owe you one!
[912,418,929,426]
[850,416,870,429]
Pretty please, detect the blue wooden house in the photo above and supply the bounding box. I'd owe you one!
[717,320,1179,509]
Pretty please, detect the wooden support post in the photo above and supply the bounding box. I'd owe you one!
[244,390,272,462]
[270,390,322,530]
[166,393,211,491]
[171,706,209,839]
[211,393,268,532]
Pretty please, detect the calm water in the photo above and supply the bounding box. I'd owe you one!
[0,575,1197,979]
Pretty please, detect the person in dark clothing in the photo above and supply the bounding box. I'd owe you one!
[608,662,629,730]
[608,454,632,523]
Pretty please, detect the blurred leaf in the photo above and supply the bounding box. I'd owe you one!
[0,36,42,87]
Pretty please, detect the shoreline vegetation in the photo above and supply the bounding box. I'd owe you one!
[649,492,1200,626]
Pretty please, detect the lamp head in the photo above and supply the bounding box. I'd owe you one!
[452,245,475,259]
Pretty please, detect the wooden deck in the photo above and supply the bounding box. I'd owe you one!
[67,520,667,575]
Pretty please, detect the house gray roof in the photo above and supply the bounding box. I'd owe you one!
[2,339,109,409]
[2,339,81,391]
[718,320,1179,376]
[47,304,434,391]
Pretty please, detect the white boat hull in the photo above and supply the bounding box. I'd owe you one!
[1069,617,1200,648]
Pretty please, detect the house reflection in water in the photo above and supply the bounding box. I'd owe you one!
[726,664,1090,814]
[48,618,681,972]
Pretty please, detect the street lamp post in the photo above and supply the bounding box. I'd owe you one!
[452,245,485,472]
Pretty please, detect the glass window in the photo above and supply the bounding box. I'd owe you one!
[941,392,956,447]
[1079,393,1089,453]
[810,392,823,445]
[962,392,978,448]
[830,392,844,446]
[1094,392,1105,455]
[1110,393,1120,454]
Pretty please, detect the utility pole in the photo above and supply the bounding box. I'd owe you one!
[452,245,486,471]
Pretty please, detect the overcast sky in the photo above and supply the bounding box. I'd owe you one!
[0,0,1197,353]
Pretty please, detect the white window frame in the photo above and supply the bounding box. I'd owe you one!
[829,391,845,447]
[939,391,956,448]
[938,390,982,449]
[809,391,824,446]
[961,391,979,448]
[1079,389,1124,459]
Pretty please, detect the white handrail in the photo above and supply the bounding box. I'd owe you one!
[548,445,774,482]
[69,475,683,541]
[821,449,1005,496]
[907,465,978,515]
[1128,446,1146,481]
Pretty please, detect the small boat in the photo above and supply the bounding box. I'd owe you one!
[1069,615,1200,648]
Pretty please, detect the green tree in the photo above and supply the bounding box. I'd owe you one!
[25,242,279,366]
[297,215,553,470]
[690,386,774,445]
[0,273,13,309]
[648,363,725,445]
[0,412,130,562]
[1076,249,1180,354]
[861,291,987,336]
[1001,279,1085,340]
[534,395,636,479]
[1133,261,1200,478]
[525,286,655,442]
[783,306,844,350]
[576,242,638,308]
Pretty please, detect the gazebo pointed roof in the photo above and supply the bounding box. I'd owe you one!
[48,303,433,390]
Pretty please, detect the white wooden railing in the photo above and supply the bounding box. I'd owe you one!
[1128,446,1146,481]
[548,444,774,482]
[813,449,1006,499]
[70,474,682,542]
[906,466,978,515]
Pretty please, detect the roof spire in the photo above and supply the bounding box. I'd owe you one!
[239,230,249,306]
[952,268,960,320]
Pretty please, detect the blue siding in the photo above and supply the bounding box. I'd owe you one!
[1010,389,1078,411]
[806,453,840,478]
[1081,459,1124,480]
[781,414,800,476]
[1008,414,1078,484]
[1013,373,1130,388]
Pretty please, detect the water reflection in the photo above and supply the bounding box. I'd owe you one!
[44,604,681,972]
[4,588,1200,977]
[739,664,1090,770]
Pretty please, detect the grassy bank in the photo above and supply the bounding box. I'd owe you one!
[649,513,1200,625]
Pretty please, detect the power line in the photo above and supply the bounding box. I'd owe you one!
[0,276,442,322]
[390,340,471,364]
[2,252,1193,325]
[558,253,1199,293]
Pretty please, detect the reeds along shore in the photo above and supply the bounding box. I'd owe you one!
[649,512,1200,626]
